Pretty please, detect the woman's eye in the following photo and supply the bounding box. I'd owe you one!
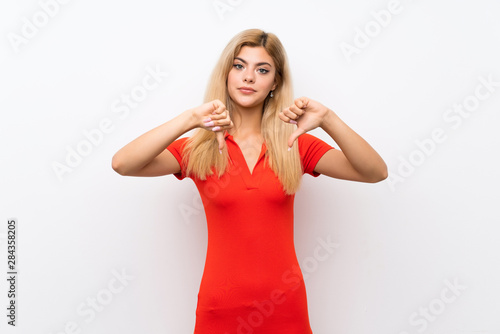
[258,68,269,74]
[233,64,243,69]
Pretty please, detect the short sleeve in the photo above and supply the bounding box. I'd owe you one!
[166,137,190,180]
[298,133,335,177]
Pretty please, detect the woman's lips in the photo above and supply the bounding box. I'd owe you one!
[238,87,256,94]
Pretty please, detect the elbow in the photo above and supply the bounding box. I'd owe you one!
[111,155,128,176]
[366,163,389,183]
[374,168,389,183]
[368,164,388,183]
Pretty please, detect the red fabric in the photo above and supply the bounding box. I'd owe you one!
[166,131,334,334]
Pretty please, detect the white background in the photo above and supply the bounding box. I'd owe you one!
[1,0,499,333]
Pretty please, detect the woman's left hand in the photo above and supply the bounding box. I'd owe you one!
[279,97,331,149]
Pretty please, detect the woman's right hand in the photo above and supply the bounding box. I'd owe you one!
[190,99,233,153]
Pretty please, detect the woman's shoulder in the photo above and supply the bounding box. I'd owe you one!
[166,136,191,157]
[297,132,335,158]
[298,132,335,177]
[298,132,326,149]
[298,132,319,142]
[169,136,190,147]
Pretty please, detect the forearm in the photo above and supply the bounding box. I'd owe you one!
[112,110,195,175]
[320,109,388,181]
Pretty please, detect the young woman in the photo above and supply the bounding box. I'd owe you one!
[112,29,387,334]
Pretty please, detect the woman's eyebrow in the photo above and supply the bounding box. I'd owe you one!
[234,57,272,67]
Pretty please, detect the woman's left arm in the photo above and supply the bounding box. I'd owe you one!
[280,97,388,183]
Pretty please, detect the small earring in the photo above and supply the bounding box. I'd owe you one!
[270,91,274,98]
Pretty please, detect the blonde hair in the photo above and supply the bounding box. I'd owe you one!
[182,29,303,195]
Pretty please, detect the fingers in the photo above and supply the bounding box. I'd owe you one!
[211,100,226,116]
[279,97,309,125]
[279,105,304,124]
[216,131,225,154]
[201,100,233,153]
[279,108,297,124]
[294,97,309,109]
[203,113,233,131]
[202,102,232,131]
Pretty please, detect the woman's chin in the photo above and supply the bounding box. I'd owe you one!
[232,97,266,110]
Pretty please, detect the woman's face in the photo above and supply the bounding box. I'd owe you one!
[227,46,277,110]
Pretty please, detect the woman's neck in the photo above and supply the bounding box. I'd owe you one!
[229,105,264,139]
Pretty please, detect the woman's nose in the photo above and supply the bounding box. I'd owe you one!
[243,70,255,83]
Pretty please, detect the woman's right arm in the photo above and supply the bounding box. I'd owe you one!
[111,100,231,177]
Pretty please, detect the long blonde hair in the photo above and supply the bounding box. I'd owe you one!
[182,29,303,195]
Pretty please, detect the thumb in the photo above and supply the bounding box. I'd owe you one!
[216,131,225,154]
[288,128,305,150]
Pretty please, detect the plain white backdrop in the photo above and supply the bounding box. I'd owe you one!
[1,0,499,333]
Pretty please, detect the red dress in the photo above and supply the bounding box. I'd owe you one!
[166,130,334,334]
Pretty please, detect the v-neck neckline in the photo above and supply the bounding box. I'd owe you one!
[224,131,267,189]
